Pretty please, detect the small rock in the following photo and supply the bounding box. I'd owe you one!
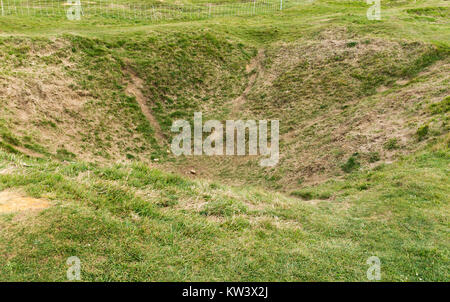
[190,169,196,175]
[131,213,140,221]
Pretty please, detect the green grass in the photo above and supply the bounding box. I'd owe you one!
[0,136,448,281]
[0,0,448,281]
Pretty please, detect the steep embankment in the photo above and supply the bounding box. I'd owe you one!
[1,30,448,192]
[0,32,253,163]
[166,33,449,191]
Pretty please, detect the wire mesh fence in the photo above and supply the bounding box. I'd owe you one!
[0,0,309,22]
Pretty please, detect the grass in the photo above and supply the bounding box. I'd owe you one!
[0,0,448,281]
[0,135,448,281]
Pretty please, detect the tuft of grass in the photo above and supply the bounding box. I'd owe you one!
[0,131,21,147]
[341,154,360,173]
[291,189,331,200]
[0,141,19,154]
[384,138,399,150]
[200,199,247,217]
[406,7,449,18]
[416,125,429,141]
[291,190,313,200]
[56,148,76,161]
[429,96,450,114]
[368,152,381,163]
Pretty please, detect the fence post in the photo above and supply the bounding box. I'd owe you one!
[280,0,283,10]
[1,0,4,16]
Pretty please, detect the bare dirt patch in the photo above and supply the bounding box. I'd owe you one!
[0,191,50,213]
[13,146,44,158]
[0,167,15,175]
[125,69,165,142]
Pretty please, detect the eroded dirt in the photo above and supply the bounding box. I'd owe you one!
[0,191,50,213]
[125,68,165,143]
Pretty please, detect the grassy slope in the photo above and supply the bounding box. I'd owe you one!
[0,30,252,162]
[0,0,449,281]
[0,0,448,189]
[0,136,448,281]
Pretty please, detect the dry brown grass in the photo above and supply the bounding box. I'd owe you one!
[0,38,159,163]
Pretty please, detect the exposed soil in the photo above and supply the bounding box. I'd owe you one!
[0,191,50,213]
[125,69,165,143]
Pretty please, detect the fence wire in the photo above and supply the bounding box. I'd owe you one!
[0,0,309,22]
